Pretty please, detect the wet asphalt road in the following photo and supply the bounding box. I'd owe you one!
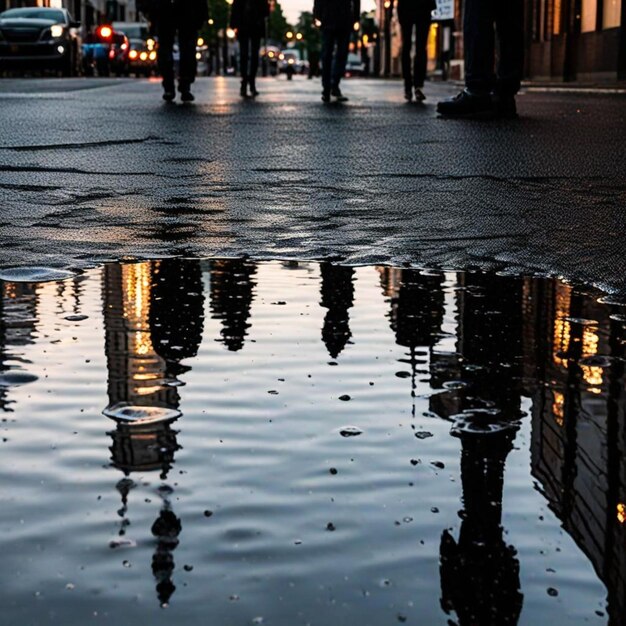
[0,76,625,294]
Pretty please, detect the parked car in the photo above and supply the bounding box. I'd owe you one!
[0,6,81,76]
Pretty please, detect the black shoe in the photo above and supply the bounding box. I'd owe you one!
[322,89,331,103]
[240,80,248,98]
[414,87,426,102]
[492,92,518,119]
[437,89,494,118]
[249,81,259,97]
[330,86,348,102]
[180,90,195,102]
[162,80,175,102]
[404,86,413,102]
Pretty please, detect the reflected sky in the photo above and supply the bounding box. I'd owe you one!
[0,260,624,625]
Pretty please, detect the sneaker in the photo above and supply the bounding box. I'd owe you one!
[414,87,426,102]
[180,90,195,102]
[492,92,518,119]
[330,86,348,102]
[436,89,494,118]
[322,89,331,103]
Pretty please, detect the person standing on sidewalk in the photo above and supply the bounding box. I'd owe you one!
[139,0,208,102]
[393,0,435,103]
[313,0,360,103]
[436,0,523,118]
[231,0,269,98]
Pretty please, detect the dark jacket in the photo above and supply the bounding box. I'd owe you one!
[230,0,270,34]
[138,0,208,29]
[393,0,437,24]
[313,0,360,31]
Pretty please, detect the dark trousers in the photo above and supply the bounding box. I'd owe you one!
[238,31,261,84]
[400,11,431,89]
[157,20,198,89]
[463,0,524,95]
[321,27,351,91]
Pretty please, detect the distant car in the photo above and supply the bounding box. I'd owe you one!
[345,53,365,77]
[111,21,150,43]
[278,48,304,75]
[0,6,82,76]
[82,25,130,77]
[127,37,157,76]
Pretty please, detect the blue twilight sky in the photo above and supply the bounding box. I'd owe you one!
[283,0,376,24]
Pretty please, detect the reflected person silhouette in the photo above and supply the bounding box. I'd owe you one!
[209,259,257,352]
[149,258,205,379]
[381,268,444,398]
[435,274,525,625]
[319,263,355,359]
[440,426,523,626]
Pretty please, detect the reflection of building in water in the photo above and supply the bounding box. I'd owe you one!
[527,279,626,626]
[0,282,38,412]
[319,263,355,359]
[209,259,256,352]
[103,262,178,411]
[379,268,445,398]
[103,259,204,608]
[435,273,525,626]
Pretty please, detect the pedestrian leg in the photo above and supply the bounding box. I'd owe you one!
[178,25,198,100]
[239,32,250,96]
[320,28,335,100]
[331,28,350,90]
[463,0,496,94]
[249,34,261,96]
[156,22,176,96]
[494,0,524,96]
[400,20,414,99]
[413,11,431,89]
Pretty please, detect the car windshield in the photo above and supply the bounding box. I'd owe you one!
[0,8,65,22]
[112,23,147,39]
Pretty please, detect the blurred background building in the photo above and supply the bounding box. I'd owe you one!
[374,0,625,82]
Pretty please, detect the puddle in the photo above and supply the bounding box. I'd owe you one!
[0,259,624,625]
[0,266,77,283]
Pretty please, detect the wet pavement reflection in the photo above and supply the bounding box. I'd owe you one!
[0,259,624,625]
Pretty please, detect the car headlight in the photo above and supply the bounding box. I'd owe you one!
[50,24,64,38]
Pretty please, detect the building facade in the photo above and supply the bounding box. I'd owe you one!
[375,0,625,81]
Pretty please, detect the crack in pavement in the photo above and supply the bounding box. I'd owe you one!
[0,135,168,152]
